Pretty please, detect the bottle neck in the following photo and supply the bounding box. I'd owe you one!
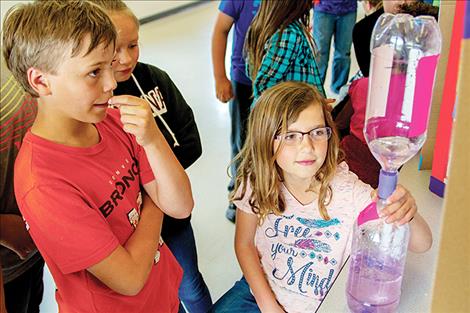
[378,169,398,200]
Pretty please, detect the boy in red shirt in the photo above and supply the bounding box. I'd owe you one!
[2,1,193,312]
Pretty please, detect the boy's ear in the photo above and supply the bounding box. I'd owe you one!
[27,67,52,96]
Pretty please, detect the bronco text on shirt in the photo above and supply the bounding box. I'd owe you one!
[14,109,182,313]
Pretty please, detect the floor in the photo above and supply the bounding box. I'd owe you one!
[38,2,443,312]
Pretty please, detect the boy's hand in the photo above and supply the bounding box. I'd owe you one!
[109,95,161,147]
[215,76,233,103]
[375,185,417,226]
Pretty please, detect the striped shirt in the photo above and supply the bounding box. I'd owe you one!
[252,21,325,101]
[1,62,39,282]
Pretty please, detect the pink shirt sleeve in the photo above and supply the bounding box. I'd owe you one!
[232,181,255,215]
[20,185,120,274]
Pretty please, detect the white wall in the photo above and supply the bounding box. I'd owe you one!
[126,0,199,19]
[1,0,200,26]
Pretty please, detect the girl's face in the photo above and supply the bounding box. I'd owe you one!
[110,12,139,82]
[274,103,329,188]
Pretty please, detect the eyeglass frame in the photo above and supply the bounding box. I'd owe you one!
[274,126,332,145]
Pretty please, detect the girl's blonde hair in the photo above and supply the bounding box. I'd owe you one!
[231,82,343,223]
[361,0,384,10]
[244,0,313,81]
[92,0,139,27]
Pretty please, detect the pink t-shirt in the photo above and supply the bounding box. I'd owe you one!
[234,162,373,313]
[14,109,182,313]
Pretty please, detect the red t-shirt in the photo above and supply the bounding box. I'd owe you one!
[349,77,368,144]
[14,109,182,313]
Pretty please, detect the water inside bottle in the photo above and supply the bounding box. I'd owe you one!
[367,136,425,171]
[346,252,404,313]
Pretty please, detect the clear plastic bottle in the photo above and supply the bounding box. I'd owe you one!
[346,13,441,313]
[346,172,409,313]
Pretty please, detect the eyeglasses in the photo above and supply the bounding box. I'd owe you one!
[275,127,332,145]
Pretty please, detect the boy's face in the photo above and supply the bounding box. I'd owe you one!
[44,36,116,124]
[110,12,139,82]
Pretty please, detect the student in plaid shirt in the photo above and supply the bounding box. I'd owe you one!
[245,0,325,101]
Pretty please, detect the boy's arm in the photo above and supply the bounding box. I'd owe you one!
[211,12,234,103]
[87,192,163,296]
[108,95,194,218]
[235,209,285,313]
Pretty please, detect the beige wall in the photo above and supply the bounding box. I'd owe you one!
[431,17,470,313]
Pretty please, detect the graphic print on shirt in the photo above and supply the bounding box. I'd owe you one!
[99,157,139,218]
[127,192,143,228]
[265,214,342,298]
[154,237,165,264]
[141,86,167,117]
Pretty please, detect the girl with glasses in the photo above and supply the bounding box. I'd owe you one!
[212,81,432,313]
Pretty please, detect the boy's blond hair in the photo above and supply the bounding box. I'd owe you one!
[231,82,343,222]
[2,0,116,97]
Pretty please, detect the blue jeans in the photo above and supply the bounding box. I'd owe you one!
[313,10,356,94]
[164,221,213,312]
[211,277,260,313]
[228,82,253,193]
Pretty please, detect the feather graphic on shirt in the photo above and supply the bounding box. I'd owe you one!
[296,217,340,228]
[294,239,331,253]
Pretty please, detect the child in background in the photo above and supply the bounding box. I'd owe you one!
[0,60,44,313]
[211,0,260,223]
[245,0,325,101]
[313,0,357,96]
[3,1,193,312]
[93,1,211,311]
[212,82,432,313]
[353,0,384,78]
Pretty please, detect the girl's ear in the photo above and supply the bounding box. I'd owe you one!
[27,67,52,96]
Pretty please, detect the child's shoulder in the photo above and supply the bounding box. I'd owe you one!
[332,161,364,186]
[271,21,304,42]
[331,161,373,199]
[134,62,167,78]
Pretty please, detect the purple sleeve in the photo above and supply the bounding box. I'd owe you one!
[219,0,241,20]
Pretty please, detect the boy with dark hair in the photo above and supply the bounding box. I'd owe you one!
[3,1,193,312]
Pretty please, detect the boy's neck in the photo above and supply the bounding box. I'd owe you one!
[32,105,100,148]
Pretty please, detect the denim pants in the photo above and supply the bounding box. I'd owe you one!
[211,277,260,313]
[313,10,356,94]
[164,221,213,312]
[4,258,45,313]
[227,82,253,193]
